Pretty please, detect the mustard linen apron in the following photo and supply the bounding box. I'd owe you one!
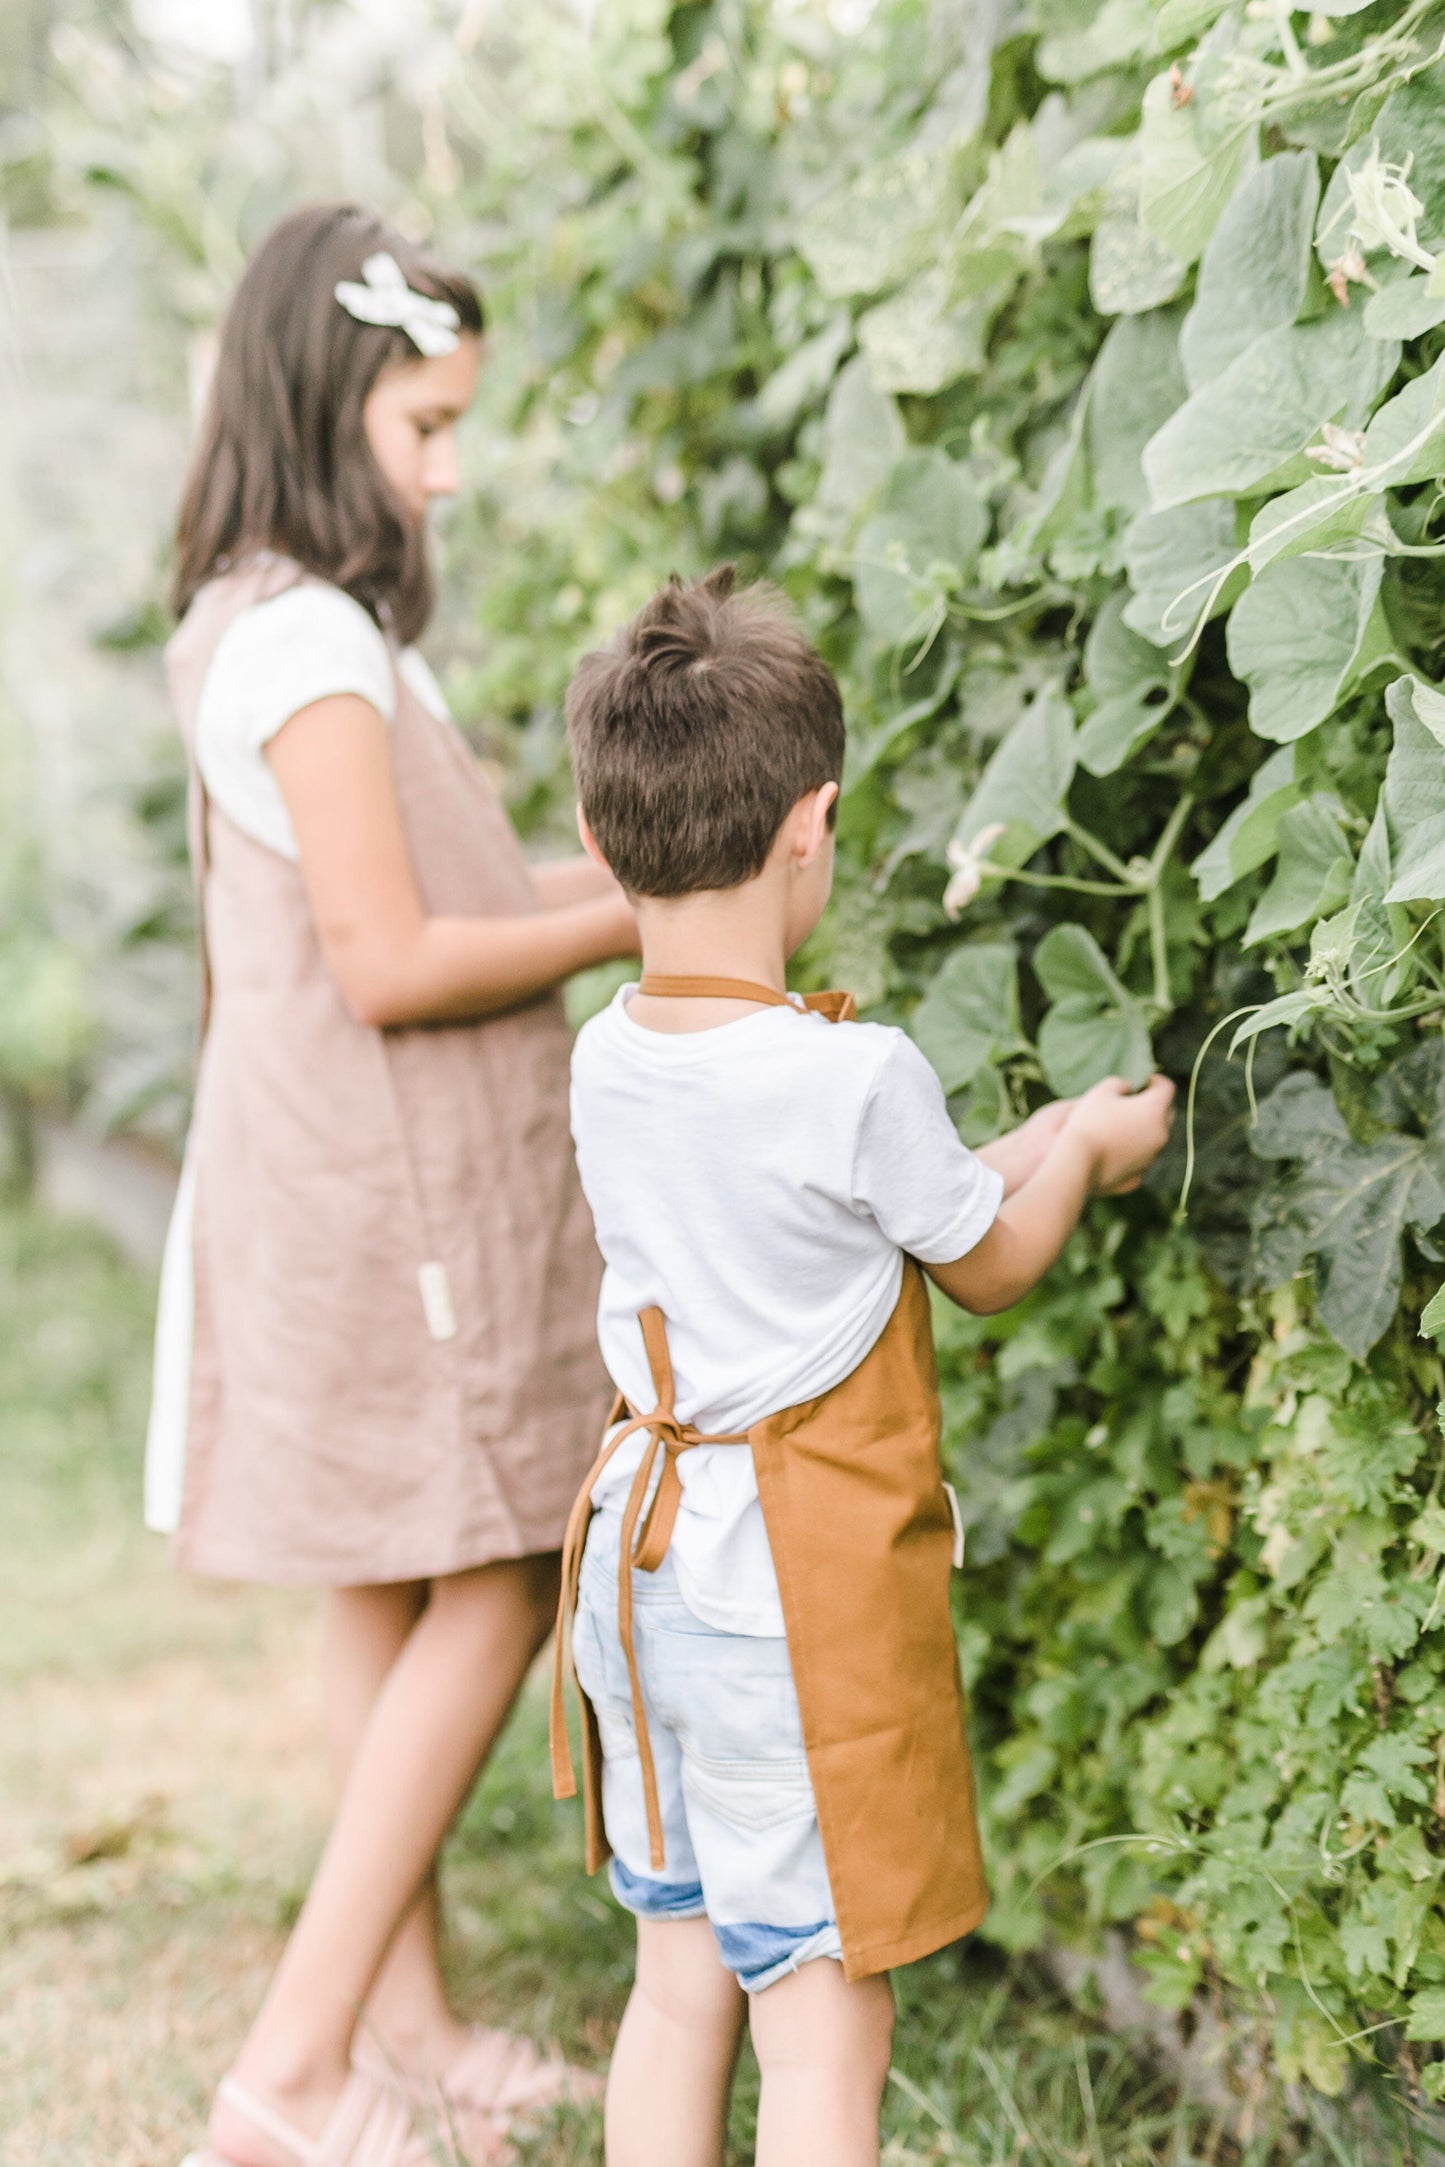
[165,554,608,1586]
[552,977,988,1981]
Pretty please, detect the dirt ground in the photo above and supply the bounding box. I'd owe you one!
[0,1576,330,2167]
[0,1197,618,2167]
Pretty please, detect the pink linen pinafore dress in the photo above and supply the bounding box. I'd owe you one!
[164,554,608,1586]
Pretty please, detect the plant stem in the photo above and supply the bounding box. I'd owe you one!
[1149,878,1172,1017]
[980,860,1132,899]
[1150,793,1195,879]
[1062,817,1137,886]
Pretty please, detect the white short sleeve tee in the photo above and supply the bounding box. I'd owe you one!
[569,992,1003,1633]
[193,579,448,860]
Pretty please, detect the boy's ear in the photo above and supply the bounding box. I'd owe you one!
[577,806,612,872]
[796,782,839,867]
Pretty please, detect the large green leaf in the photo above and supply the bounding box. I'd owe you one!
[813,355,906,531]
[1243,799,1353,947]
[857,267,999,394]
[1037,0,1153,82]
[1090,202,1187,316]
[1343,802,1410,1009]
[1122,499,1243,647]
[1384,675,1445,903]
[1077,592,1177,776]
[1357,351,1445,486]
[1365,277,1445,342]
[1244,475,1380,577]
[852,448,987,648]
[1191,747,1299,901]
[1137,67,1255,268]
[1225,554,1387,743]
[1034,923,1153,1095]
[954,683,1077,863]
[1251,1062,1445,1359]
[798,149,955,300]
[749,311,853,432]
[1142,313,1400,510]
[1088,309,1186,516]
[1180,152,1320,391]
[912,943,1023,1093]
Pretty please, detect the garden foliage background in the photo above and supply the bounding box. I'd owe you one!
[12,0,1445,2116]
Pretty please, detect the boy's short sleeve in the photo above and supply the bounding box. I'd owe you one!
[850,1034,1004,1263]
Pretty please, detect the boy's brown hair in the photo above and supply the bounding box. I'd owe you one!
[566,566,845,897]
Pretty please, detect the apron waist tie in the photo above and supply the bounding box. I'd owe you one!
[550,1336,748,1871]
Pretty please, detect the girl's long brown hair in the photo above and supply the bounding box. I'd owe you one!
[172,203,482,644]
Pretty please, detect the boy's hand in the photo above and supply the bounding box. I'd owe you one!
[1061,1074,1175,1196]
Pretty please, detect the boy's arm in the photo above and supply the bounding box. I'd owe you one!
[927,1075,1175,1315]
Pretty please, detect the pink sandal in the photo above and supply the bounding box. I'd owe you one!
[180,2067,448,2167]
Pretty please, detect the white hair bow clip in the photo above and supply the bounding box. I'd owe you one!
[333,252,461,358]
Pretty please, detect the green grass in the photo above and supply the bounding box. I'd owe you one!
[0,1194,1423,2166]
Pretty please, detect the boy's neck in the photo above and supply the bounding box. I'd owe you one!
[635,884,790,998]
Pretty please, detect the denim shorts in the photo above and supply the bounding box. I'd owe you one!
[573,1510,842,1994]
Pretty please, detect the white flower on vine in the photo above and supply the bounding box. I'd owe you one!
[1305,423,1367,472]
[942,823,1006,918]
[1345,147,1437,274]
[1326,248,1370,307]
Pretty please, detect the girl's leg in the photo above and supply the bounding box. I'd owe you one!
[603,1916,745,2167]
[749,1959,894,2167]
[210,1553,559,2167]
[320,1580,473,2072]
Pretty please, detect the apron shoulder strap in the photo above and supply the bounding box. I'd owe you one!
[801,989,858,1023]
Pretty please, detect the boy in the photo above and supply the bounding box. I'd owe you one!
[551,567,1174,2167]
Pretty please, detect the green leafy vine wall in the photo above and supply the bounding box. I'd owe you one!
[35,0,1445,2112]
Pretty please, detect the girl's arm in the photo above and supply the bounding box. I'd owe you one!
[267,693,637,1028]
[529,856,625,910]
[974,1098,1075,1196]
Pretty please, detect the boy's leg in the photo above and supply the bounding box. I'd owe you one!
[604,1916,746,2167]
[749,1958,894,2167]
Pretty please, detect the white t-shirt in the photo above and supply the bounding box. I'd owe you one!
[193,577,448,859]
[144,575,448,1533]
[570,990,1003,1633]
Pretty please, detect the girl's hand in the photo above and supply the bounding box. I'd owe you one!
[597,888,641,961]
[1021,1097,1076,1145]
[975,1095,1077,1197]
[530,855,627,911]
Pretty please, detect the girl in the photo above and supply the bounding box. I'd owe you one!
[147,203,629,2167]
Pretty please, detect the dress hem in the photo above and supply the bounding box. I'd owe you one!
[168,1520,571,1589]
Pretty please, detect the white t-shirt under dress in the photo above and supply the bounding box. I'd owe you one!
[143,577,449,1533]
[569,990,1004,1635]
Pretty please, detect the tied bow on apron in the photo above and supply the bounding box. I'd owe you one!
[550,974,856,1873]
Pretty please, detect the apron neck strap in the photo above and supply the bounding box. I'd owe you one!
[638,973,789,1006]
[637,974,857,1022]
